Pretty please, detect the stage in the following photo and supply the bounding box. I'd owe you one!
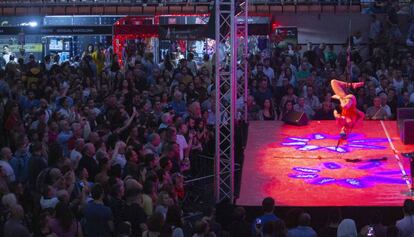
[237,120,414,207]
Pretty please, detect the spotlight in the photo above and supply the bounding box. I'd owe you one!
[28,22,38,27]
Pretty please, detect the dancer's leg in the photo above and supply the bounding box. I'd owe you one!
[331,79,364,98]
[330,79,348,98]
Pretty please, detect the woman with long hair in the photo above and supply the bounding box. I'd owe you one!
[258,99,276,121]
[330,79,365,138]
[48,202,82,237]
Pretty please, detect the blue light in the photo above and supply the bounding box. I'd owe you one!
[298,145,320,151]
[288,173,319,179]
[325,146,348,153]
[309,177,337,185]
[288,137,310,142]
[282,142,307,146]
[313,134,325,140]
[323,162,342,169]
[293,167,321,173]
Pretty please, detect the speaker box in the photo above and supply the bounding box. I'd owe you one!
[283,111,309,126]
[397,108,414,144]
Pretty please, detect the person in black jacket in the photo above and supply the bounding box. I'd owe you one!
[78,143,98,182]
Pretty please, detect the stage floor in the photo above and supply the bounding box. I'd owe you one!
[237,120,414,207]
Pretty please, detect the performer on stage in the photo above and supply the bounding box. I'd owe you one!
[330,79,365,138]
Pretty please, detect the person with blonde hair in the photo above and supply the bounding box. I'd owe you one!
[4,204,30,237]
[1,193,17,209]
[330,79,365,138]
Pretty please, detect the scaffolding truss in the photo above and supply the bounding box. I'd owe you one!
[236,0,249,122]
[214,0,235,203]
[214,0,248,203]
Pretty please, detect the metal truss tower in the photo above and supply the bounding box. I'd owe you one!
[236,0,249,122]
[214,0,236,203]
[214,0,248,203]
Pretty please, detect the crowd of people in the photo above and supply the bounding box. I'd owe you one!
[0,39,219,236]
[0,1,414,236]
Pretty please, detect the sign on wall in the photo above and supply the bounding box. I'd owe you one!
[159,25,206,40]
[0,26,112,36]
[9,44,43,53]
[272,26,298,48]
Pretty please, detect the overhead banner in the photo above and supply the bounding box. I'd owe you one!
[0,26,112,36]
[9,44,43,53]
[159,25,206,40]
[272,26,298,48]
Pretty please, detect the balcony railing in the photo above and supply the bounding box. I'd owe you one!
[0,0,363,6]
[0,0,409,16]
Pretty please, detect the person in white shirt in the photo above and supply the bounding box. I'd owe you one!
[70,138,84,170]
[379,93,392,118]
[87,99,101,116]
[369,15,382,42]
[2,45,16,64]
[176,123,194,171]
[392,70,404,95]
[0,147,15,183]
[304,86,321,111]
[176,123,189,161]
[294,97,315,119]
[112,141,127,169]
[375,77,389,95]
[366,97,389,120]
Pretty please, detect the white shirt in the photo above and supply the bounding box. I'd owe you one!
[57,108,71,120]
[369,20,382,40]
[70,149,82,169]
[112,154,127,169]
[0,160,15,182]
[294,104,315,119]
[89,107,101,116]
[40,196,59,210]
[393,78,404,94]
[187,60,197,76]
[176,134,188,161]
[383,104,392,118]
[263,67,275,82]
[375,86,386,95]
[277,74,296,87]
[304,95,321,110]
[409,92,414,103]
[3,53,14,64]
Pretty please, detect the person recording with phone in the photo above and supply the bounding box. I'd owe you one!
[252,197,280,236]
[365,97,390,120]
[359,210,387,237]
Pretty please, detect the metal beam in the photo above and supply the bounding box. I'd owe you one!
[236,0,248,122]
